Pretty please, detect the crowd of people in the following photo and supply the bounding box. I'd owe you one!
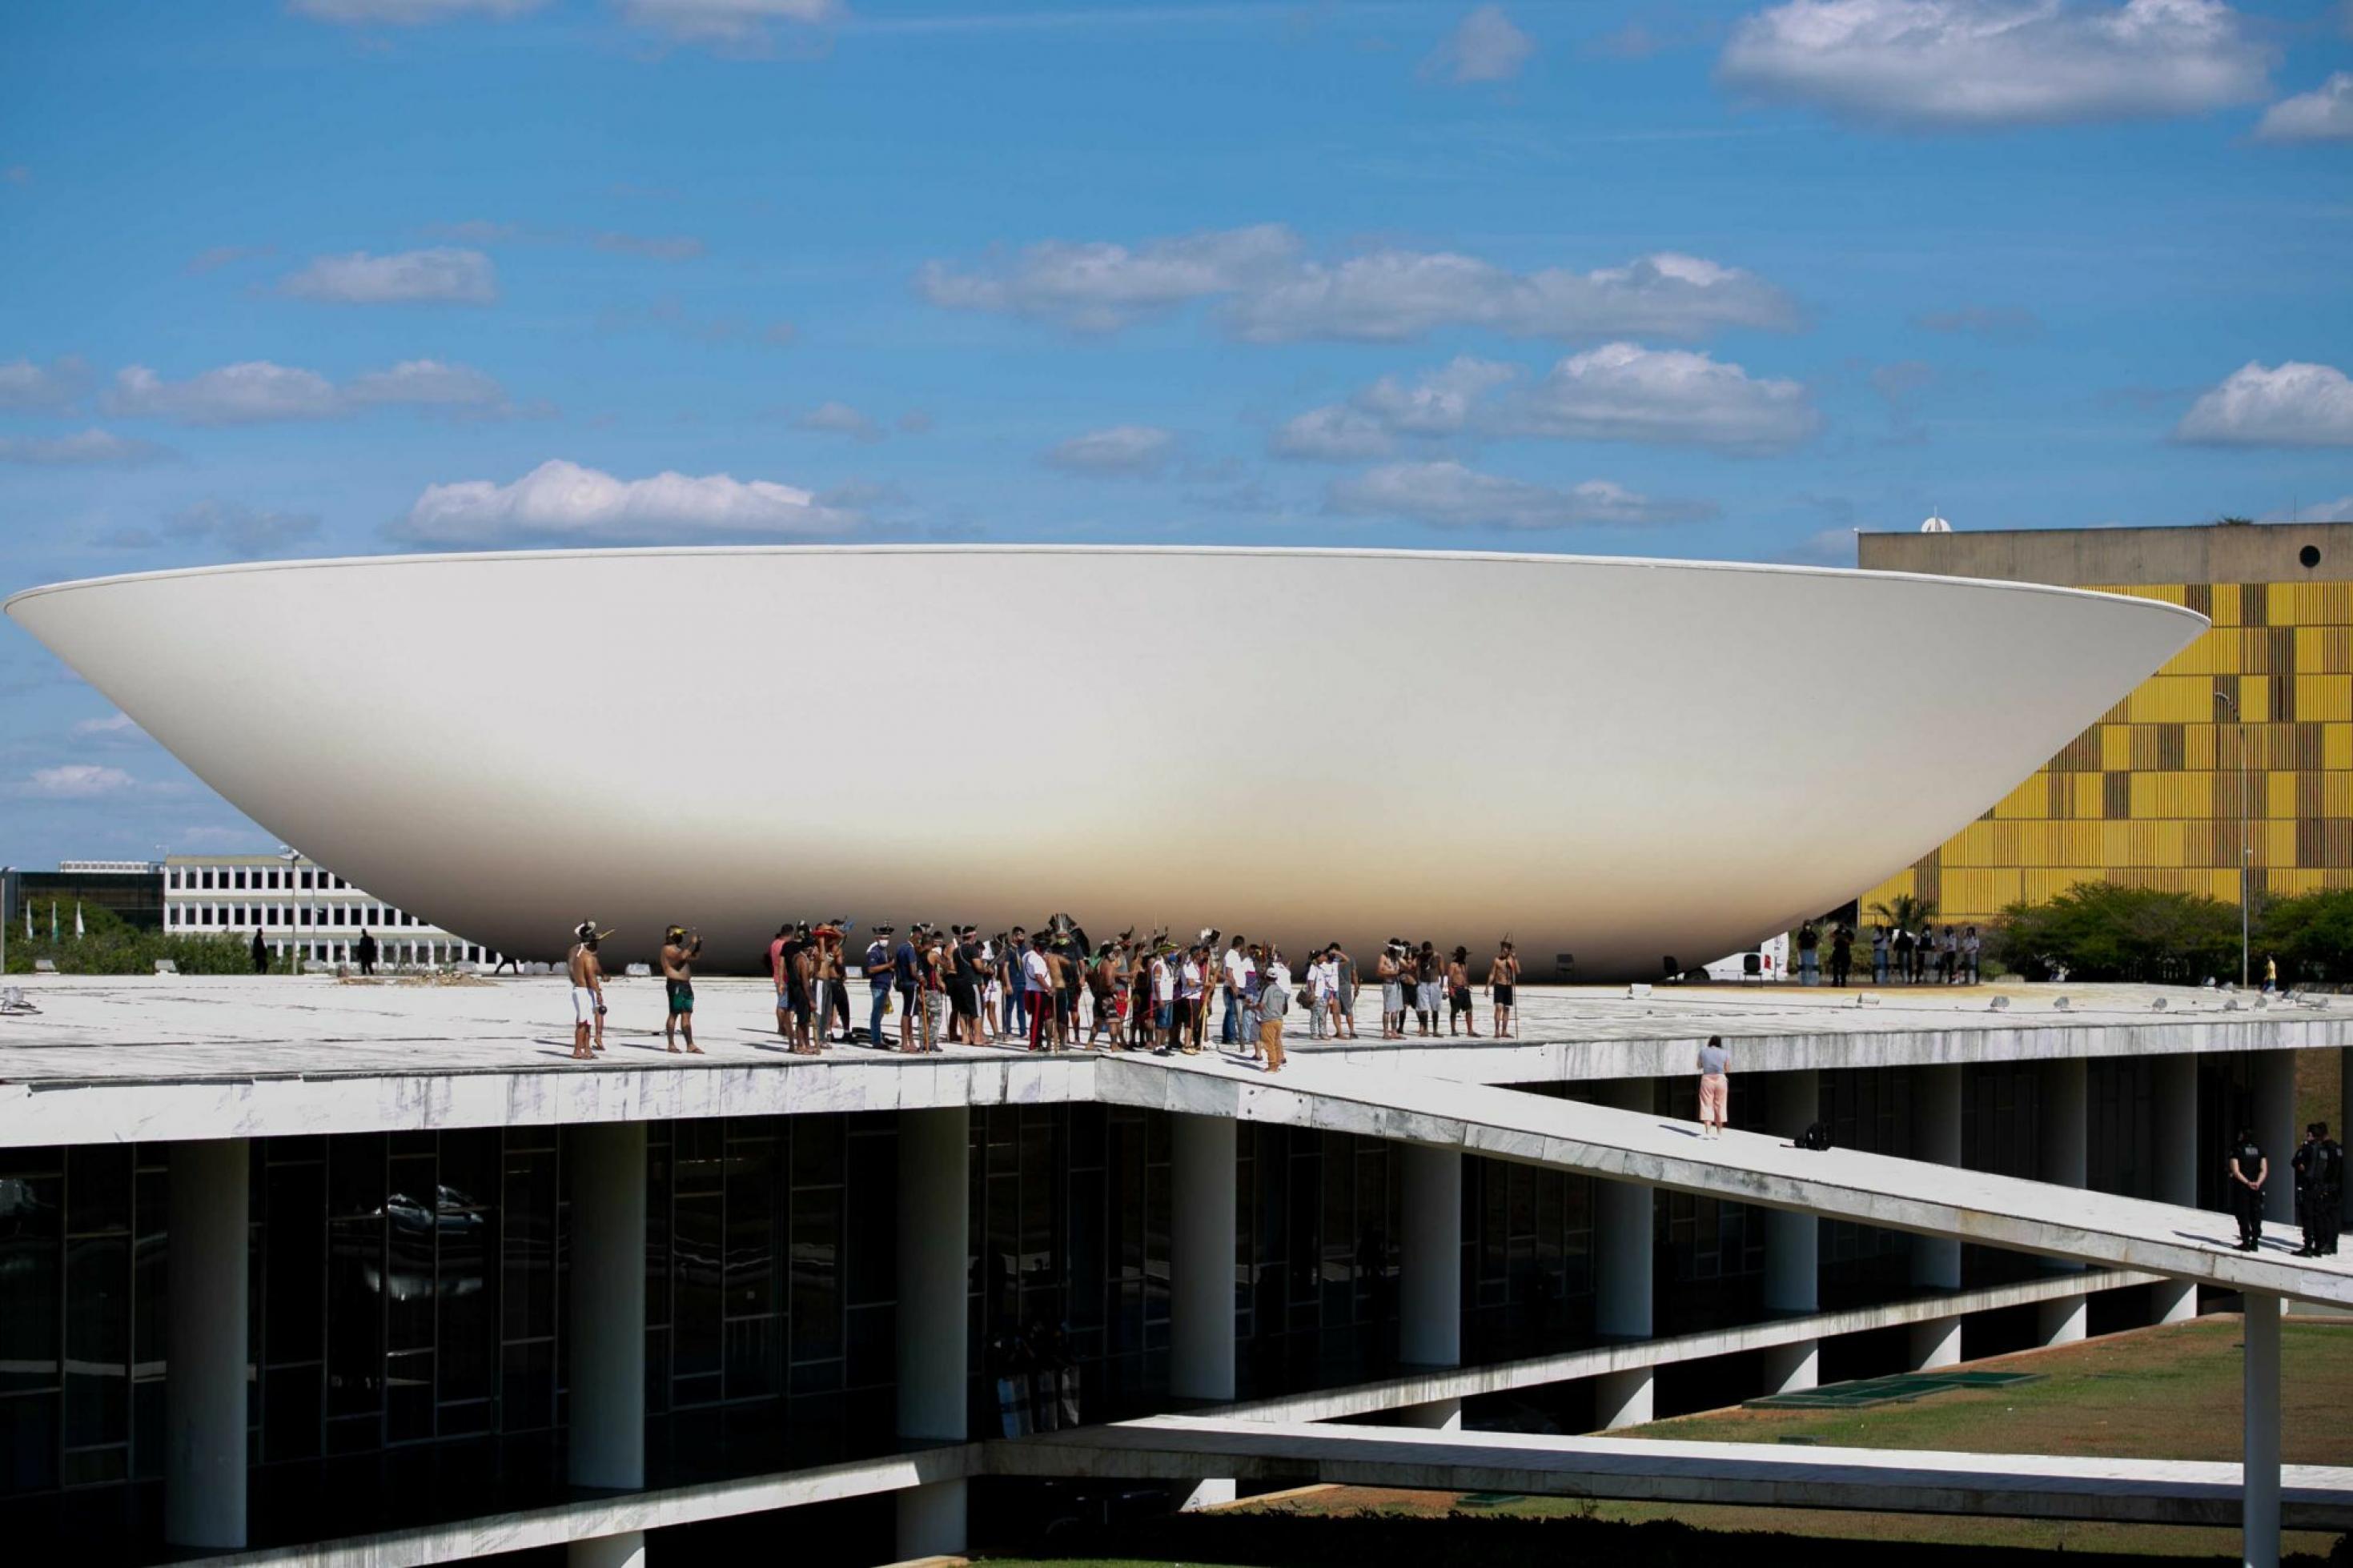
[1796,921,1983,987]
[561,916,1529,1069]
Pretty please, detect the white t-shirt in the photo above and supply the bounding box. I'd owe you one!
[1179,959,1203,1000]
[1311,960,1337,997]
[1022,948,1052,993]
[1152,957,1174,1002]
[1223,947,1248,988]
[1267,960,1292,992]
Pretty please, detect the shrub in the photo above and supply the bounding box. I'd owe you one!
[3,904,255,976]
[1987,881,2241,983]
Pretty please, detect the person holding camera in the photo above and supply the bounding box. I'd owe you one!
[567,922,607,1061]
[660,924,705,1054]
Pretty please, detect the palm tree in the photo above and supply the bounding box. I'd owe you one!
[1869,892,1937,932]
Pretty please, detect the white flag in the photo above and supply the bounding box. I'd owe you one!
[74,902,85,940]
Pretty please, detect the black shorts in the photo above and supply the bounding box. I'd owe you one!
[1493,984,1515,1007]
[951,979,980,1019]
[1054,989,1074,1021]
[1449,986,1472,1013]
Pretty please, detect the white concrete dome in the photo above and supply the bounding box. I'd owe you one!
[5,547,2203,976]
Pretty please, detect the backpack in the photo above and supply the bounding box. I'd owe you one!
[1797,1121,1833,1152]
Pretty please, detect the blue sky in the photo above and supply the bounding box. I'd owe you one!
[2,0,2349,865]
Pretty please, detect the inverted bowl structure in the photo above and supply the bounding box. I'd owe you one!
[6,547,2204,976]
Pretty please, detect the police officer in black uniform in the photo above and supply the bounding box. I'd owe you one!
[2294,1121,2343,1257]
[2228,1126,2269,1251]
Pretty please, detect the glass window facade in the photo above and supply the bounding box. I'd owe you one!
[0,1073,2173,1564]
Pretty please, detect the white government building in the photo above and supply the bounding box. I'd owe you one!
[162,852,500,968]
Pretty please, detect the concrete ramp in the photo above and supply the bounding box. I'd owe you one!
[1000,1415,2353,1531]
[1094,1054,2353,1309]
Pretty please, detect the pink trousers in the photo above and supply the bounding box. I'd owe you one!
[1698,1073,1729,1125]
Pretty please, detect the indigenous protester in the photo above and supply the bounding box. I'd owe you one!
[567,921,608,1061]
[1306,947,1336,1039]
[1024,930,1057,1051]
[1331,943,1359,1041]
[1447,946,1478,1037]
[865,926,897,1051]
[1695,1034,1730,1139]
[1223,935,1251,1045]
[1255,953,1291,1073]
[781,921,809,1044]
[1488,940,1520,1039]
[1414,940,1444,1037]
[893,924,923,1053]
[660,924,705,1055]
[1377,940,1407,1040]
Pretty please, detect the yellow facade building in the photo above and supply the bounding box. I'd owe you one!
[1853,521,2353,926]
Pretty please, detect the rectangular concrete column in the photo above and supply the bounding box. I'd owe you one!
[1908,1315,1963,1370]
[568,1533,645,1568]
[2243,1291,2281,1568]
[1171,1113,1238,1506]
[1910,1065,1963,1291]
[2152,1054,2201,1325]
[1761,1070,1821,1394]
[2252,1051,2299,1226]
[1593,1078,1654,1429]
[1907,1064,1966,1367]
[166,1137,249,1550]
[570,1121,646,1493]
[2036,1057,2088,1345]
[1399,1144,1463,1430]
[897,1107,971,1557]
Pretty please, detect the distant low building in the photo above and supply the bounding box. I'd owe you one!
[163,852,499,968]
[2,860,165,932]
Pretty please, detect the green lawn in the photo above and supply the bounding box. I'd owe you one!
[1198,1316,2353,1563]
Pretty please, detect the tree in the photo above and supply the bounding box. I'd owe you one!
[2255,888,2353,985]
[1867,892,1937,930]
[1988,881,2239,982]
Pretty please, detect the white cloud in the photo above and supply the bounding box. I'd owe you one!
[919,224,1299,334]
[1717,0,2272,128]
[0,355,92,410]
[2255,72,2353,142]
[290,0,546,19]
[2175,360,2353,447]
[615,0,840,47]
[1042,425,1178,475]
[1271,357,1520,462]
[344,359,506,408]
[102,359,507,425]
[22,764,136,799]
[1425,4,1536,82]
[1227,248,1797,343]
[1326,461,1715,530]
[279,247,498,305]
[1355,356,1521,434]
[1271,404,1399,462]
[794,401,882,440]
[0,428,174,467]
[1508,342,1818,451]
[71,712,142,739]
[924,225,1797,343]
[388,459,856,547]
